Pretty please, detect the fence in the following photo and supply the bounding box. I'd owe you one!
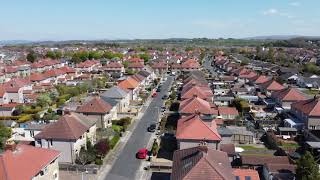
[59,163,100,174]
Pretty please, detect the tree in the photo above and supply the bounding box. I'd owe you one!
[26,51,37,63]
[296,151,320,180]
[122,61,129,68]
[76,148,95,165]
[0,122,11,151]
[139,53,150,63]
[36,94,52,108]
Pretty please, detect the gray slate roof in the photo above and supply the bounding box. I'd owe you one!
[101,86,128,99]
[101,96,119,107]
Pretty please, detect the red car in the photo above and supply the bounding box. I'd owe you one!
[152,92,157,97]
[136,148,148,159]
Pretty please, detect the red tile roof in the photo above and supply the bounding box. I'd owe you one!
[260,80,285,91]
[218,107,239,116]
[271,88,308,102]
[171,146,234,180]
[104,62,123,68]
[30,73,47,81]
[249,75,270,84]
[118,77,139,90]
[291,97,320,116]
[77,97,112,114]
[35,113,94,140]
[181,86,213,100]
[181,59,200,69]
[176,114,221,141]
[128,62,144,68]
[179,96,218,115]
[233,169,260,180]
[0,144,60,180]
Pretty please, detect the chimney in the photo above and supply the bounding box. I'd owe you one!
[198,141,208,154]
[191,82,196,87]
[5,140,17,152]
[192,94,198,98]
[194,109,200,116]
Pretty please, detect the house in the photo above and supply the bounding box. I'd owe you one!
[180,59,200,71]
[151,61,168,74]
[0,142,60,180]
[248,75,270,85]
[176,114,221,150]
[101,86,130,113]
[171,146,234,180]
[271,88,308,110]
[117,77,140,100]
[259,80,285,96]
[179,95,218,117]
[263,163,296,180]
[233,169,260,180]
[218,107,239,120]
[137,70,154,86]
[291,97,320,130]
[127,62,144,71]
[297,76,320,89]
[227,126,254,144]
[0,78,32,104]
[171,146,260,180]
[34,113,97,164]
[181,85,213,101]
[76,97,117,128]
[103,61,125,74]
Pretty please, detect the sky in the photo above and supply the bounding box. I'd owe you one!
[0,0,319,40]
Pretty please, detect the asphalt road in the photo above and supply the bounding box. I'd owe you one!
[203,57,217,77]
[104,76,174,180]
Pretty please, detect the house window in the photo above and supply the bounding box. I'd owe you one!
[235,176,240,180]
[50,139,53,146]
[245,176,251,180]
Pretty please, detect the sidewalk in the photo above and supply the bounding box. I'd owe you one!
[96,95,153,180]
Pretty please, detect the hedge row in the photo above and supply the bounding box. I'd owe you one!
[110,135,120,149]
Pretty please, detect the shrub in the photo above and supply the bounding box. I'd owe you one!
[94,139,110,158]
[112,125,123,133]
[110,135,120,149]
[17,115,33,123]
[152,140,159,156]
[95,158,103,165]
[0,116,20,120]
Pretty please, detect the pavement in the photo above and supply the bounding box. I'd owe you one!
[99,76,174,180]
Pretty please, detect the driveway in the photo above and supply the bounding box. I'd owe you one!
[102,76,174,180]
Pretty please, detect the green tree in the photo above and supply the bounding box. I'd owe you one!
[36,94,52,108]
[26,51,37,63]
[296,151,320,180]
[0,122,11,151]
[122,61,129,68]
[139,53,150,63]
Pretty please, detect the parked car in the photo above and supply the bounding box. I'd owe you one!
[156,88,161,92]
[136,148,148,159]
[147,123,157,132]
[152,92,157,97]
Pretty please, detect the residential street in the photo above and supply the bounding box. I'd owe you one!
[102,76,174,180]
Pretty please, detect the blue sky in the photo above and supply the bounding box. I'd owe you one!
[0,0,319,40]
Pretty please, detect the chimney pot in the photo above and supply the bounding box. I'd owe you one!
[5,140,17,152]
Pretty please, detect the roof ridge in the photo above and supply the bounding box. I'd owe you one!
[202,156,229,180]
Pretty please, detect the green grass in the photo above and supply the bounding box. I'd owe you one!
[280,143,300,149]
[238,145,268,151]
[303,89,319,95]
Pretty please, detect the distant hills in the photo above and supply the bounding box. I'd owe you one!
[244,35,320,40]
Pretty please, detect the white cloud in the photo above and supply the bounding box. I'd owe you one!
[289,2,301,7]
[263,8,294,19]
[263,8,278,15]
